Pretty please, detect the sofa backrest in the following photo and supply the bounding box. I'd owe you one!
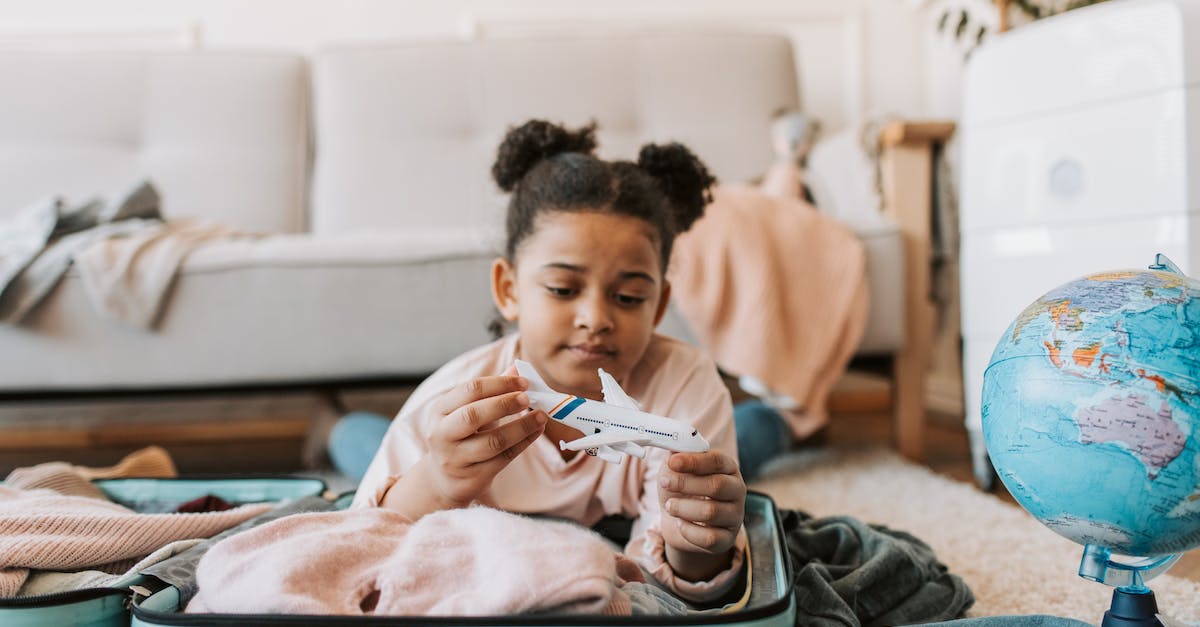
[310,32,798,241]
[0,51,309,233]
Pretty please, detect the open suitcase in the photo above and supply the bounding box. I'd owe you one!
[0,476,328,627]
[130,491,796,627]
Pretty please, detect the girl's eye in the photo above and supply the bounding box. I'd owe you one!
[545,286,575,297]
[614,293,647,306]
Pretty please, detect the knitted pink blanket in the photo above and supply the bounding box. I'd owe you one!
[188,506,644,616]
[0,486,271,597]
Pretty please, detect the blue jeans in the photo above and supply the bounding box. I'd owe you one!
[327,411,391,482]
[734,400,791,480]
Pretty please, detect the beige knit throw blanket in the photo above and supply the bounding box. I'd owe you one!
[0,485,271,597]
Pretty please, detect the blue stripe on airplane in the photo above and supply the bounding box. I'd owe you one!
[552,397,587,420]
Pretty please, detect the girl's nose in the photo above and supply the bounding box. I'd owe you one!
[574,294,614,333]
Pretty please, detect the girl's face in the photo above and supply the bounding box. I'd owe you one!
[491,210,670,400]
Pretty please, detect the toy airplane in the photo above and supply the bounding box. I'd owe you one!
[515,359,710,463]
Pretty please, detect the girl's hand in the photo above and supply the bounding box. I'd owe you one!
[657,451,746,580]
[404,366,548,513]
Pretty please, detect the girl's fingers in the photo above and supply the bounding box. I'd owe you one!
[470,418,546,475]
[675,519,737,553]
[476,367,522,432]
[668,451,740,477]
[439,388,531,441]
[432,375,528,422]
[658,471,743,501]
[460,410,548,464]
[664,496,743,529]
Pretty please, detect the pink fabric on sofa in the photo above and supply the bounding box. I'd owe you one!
[669,183,869,438]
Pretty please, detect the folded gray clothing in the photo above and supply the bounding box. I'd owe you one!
[0,198,61,294]
[141,495,335,604]
[0,180,162,323]
[622,582,693,616]
[17,539,202,598]
[0,218,159,322]
[782,509,974,627]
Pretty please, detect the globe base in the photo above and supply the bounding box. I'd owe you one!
[1101,588,1161,627]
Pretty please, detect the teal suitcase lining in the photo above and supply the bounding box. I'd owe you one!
[0,587,131,627]
[129,491,796,627]
[97,477,328,509]
[0,475,328,627]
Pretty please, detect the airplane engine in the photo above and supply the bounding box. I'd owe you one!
[587,446,625,464]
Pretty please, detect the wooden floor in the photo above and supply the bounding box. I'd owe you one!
[3,369,1198,585]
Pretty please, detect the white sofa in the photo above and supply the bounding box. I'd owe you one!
[0,34,921,445]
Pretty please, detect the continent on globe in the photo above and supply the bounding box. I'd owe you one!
[1075,392,1186,478]
[1042,514,1133,550]
[1010,271,1193,343]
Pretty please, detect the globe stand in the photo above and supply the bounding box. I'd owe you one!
[1102,588,1160,627]
[1079,544,1181,627]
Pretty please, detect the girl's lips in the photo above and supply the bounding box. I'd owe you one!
[566,345,615,362]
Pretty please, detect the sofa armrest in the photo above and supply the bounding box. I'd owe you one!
[878,120,956,461]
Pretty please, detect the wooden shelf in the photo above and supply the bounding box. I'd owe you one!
[0,416,312,450]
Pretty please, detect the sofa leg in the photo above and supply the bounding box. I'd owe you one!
[892,350,929,461]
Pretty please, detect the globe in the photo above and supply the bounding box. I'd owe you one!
[982,255,1200,561]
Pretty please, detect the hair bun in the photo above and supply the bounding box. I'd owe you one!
[636,143,716,233]
[492,120,598,192]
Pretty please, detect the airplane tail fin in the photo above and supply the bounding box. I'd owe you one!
[514,359,555,392]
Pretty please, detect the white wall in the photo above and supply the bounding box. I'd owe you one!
[0,0,958,131]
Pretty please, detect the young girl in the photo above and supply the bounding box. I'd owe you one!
[353,120,747,604]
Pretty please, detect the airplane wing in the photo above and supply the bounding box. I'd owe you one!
[598,368,641,410]
[560,430,648,451]
[611,440,647,459]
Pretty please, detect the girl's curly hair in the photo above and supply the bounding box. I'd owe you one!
[486,119,716,337]
[492,119,715,263]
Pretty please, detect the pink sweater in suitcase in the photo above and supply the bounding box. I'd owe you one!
[187,506,649,616]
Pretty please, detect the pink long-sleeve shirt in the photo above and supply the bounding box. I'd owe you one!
[353,333,745,603]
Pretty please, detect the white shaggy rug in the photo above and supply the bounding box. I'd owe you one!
[749,447,1200,624]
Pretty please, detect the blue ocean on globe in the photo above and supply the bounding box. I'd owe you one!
[982,264,1200,558]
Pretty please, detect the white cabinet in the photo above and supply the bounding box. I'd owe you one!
[959,0,1200,486]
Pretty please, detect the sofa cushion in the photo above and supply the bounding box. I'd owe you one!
[854,222,904,354]
[0,235,497,391]
[0,51,308,234]
[310,33,799,238]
